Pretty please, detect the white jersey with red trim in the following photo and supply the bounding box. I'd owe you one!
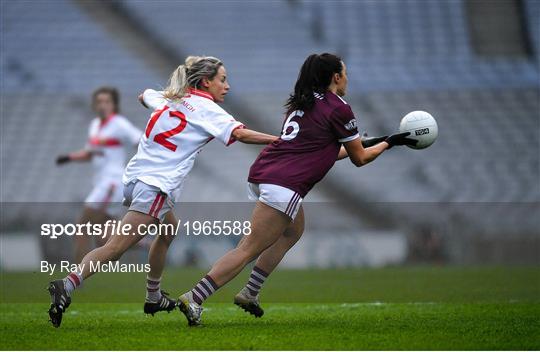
[123,88,244,202]
[87,114,142,185]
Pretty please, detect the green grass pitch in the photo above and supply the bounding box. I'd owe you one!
[1,266,539,350]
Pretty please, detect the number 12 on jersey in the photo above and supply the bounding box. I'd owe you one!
[145,106,187,152]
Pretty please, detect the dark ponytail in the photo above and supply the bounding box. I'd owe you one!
[285,53,343,114]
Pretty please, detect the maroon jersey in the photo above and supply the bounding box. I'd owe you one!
[248,92,359,197]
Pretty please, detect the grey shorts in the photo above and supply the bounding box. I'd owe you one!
[123,180,173,222]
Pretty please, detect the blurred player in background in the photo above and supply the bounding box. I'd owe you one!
[178,53,417,326]
[47,56,277,328]
[56,87,142,262]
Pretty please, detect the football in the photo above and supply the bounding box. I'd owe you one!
[399,111,438,149]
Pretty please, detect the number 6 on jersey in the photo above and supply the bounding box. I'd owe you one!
[281,110,304,141]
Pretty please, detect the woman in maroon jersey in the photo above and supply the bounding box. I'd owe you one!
[178,53,417,325]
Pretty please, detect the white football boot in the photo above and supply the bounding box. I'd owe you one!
[178,291,203,326]
[233,287,264,318]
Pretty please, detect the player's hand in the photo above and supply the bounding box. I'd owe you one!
[56,155,71,165]
[138,93,149,108]
[361,132,388,148]
[91,150,105,157]
[385,132,418,149]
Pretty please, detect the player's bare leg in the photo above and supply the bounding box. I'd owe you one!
[77,211,154,278]
[48,210,156,328]
[207,202,291,284]
[235,206,305,317]
[144,211,178,315]
[253,206,304,274]
[74,206,114,262]
[178,202,290,326]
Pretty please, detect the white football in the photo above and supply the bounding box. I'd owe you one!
[399,111,438,149]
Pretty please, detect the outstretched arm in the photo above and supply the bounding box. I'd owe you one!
[56,149,95,165]
[138,89,166,110]
[232,128,277,145]
[337,134,389,160]
[343,138,388,167]
[343,132,417,167]
[138,93,149,109]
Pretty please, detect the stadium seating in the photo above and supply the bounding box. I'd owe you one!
[0,0,357,229]
[1,0,538,265]
[1,0,159,94]
[316,0,538,91]
[524,0,540,64]
[119,0,538,92]
[116,0,540,234]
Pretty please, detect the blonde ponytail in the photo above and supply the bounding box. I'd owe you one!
[163,64,188,101]
[163,55,223,102]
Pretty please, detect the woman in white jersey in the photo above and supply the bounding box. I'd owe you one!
[47,56,276,328]
[56,87,142,262]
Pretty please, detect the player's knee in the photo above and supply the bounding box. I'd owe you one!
[158,233,176,247]
[232,246,257,265]
[283,226,304,244]
[283,229,301,240]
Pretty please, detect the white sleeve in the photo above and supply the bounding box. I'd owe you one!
[84,119,97,150]
[117,117,143,146]
[142,89,167,110]
[203,105,245,146]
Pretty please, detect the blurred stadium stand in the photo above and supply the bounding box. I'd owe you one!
[1,0,538,266]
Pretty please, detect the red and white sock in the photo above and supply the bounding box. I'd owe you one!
[245,266,268,297]
[190,275,219,305]
[146,276,162,303]
[63,272,83,295]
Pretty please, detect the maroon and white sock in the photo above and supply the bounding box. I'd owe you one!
[246,266,268,297]
[146,276,162,303]
[63,272,83,295]
[190,275,219,305]
[245,266,268,297]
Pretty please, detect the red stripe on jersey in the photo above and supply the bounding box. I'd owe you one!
[88,137,122,146]
[99,114,116,129]
[226,125,246,146]
[145,106,170,138]
[188,88,214,101]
